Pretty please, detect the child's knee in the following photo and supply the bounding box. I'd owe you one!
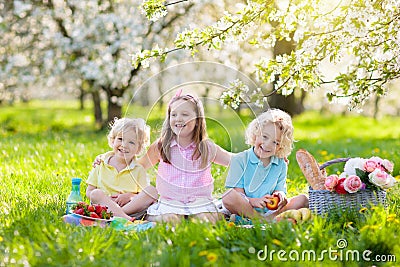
[142,185,158,199]
[222,189,239,208]
[301,194,309,207]
[89,189,106,202]
[296,194,309,208]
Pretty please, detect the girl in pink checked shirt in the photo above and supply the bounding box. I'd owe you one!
[138,90,232,223]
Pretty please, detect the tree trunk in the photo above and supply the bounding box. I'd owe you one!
[107,96,122,123]
[373,96,380,120]
[79,88,85,110]
[202,87,210,112]
[91,90,103,128]
[268,93,304,116]
[269,38,305,116]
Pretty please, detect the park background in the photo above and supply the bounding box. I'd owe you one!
[1,1,400,266]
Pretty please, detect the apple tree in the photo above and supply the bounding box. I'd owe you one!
[136,0,400,112]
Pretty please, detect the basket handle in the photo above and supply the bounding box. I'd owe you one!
[319,158,351,170]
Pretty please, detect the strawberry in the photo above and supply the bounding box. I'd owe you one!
[90,212,100,219]
[74,208,85,215]
[74,202,86,209]
[94,204,103,215]
[87,205,95,212]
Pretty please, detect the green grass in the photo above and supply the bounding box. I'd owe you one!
[1,100,399,266]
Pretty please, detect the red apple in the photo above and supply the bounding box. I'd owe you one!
[266,195,280,210]
[335,178,347,194]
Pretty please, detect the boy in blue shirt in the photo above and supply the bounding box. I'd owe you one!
[222,109,308,222]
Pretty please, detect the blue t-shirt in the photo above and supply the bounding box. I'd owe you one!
[225,147,287,198]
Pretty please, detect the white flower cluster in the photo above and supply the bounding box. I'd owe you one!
[219,79,264,110]
[140,0,168,22]
[131,45,165,69]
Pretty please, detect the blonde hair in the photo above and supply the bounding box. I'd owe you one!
[245,109,294,158]
[107,117,150,155]
[158,94,210,168]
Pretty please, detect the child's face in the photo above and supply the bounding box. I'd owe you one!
[253,123,282,160]
[110,130,140,162]
[169,99,197,140]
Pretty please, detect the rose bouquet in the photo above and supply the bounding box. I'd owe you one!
[324,156,396,194]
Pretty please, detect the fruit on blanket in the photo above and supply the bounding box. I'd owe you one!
[288,210,302,223]
[298,208,311,221]
[90,212,100,219]
[275,210,300,222]
[74,208,85,215]
[266,196,280,210]
[95,204,105,214]
[275,208,312,224]
[72,202,113,219]
[87,205,95,212]
[75,202,86,209]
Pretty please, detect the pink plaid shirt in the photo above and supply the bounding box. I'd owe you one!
[156,139,214,203]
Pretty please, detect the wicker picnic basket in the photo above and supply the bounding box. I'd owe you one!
[306,157,387,215]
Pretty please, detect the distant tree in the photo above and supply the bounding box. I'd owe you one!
[136,0,400,112]
[0,1,43,104]
[1,0,197,126]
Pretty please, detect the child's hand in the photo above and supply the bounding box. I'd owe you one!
[249,197,269,209]
[273,192,287,210]
[92,156,102,168]
[110,193,134,207]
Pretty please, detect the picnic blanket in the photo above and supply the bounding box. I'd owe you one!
[62,214,155,232]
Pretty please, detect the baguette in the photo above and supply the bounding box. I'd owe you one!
[296,149,326,190]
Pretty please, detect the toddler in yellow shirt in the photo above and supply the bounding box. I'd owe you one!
[86,117,157,221]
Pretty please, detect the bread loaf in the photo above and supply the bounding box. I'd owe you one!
[296,149,326,190]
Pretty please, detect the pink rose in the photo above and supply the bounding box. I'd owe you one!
[325,175,339,191]
[343,175,363,193]
[382,159,394,173]
[364,157,383,173]
[368,169,389,188]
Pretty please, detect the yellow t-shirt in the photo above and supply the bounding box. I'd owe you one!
[86,151,149,195]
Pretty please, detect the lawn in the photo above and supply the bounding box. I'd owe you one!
[0,100,399,266]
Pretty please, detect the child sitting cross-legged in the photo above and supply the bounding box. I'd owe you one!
[138,90,232,224]
[86,117,157,221]
[222,109,308,224]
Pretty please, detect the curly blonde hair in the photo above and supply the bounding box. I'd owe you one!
[107,117,150,155]
[245,109,294,158]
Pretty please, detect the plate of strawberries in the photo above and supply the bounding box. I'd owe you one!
[71,202,114,222]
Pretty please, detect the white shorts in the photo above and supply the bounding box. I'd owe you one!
[147,198,219,216]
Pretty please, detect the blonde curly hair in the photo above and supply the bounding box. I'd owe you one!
[107,117,150,155]
[245,109,294,158]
